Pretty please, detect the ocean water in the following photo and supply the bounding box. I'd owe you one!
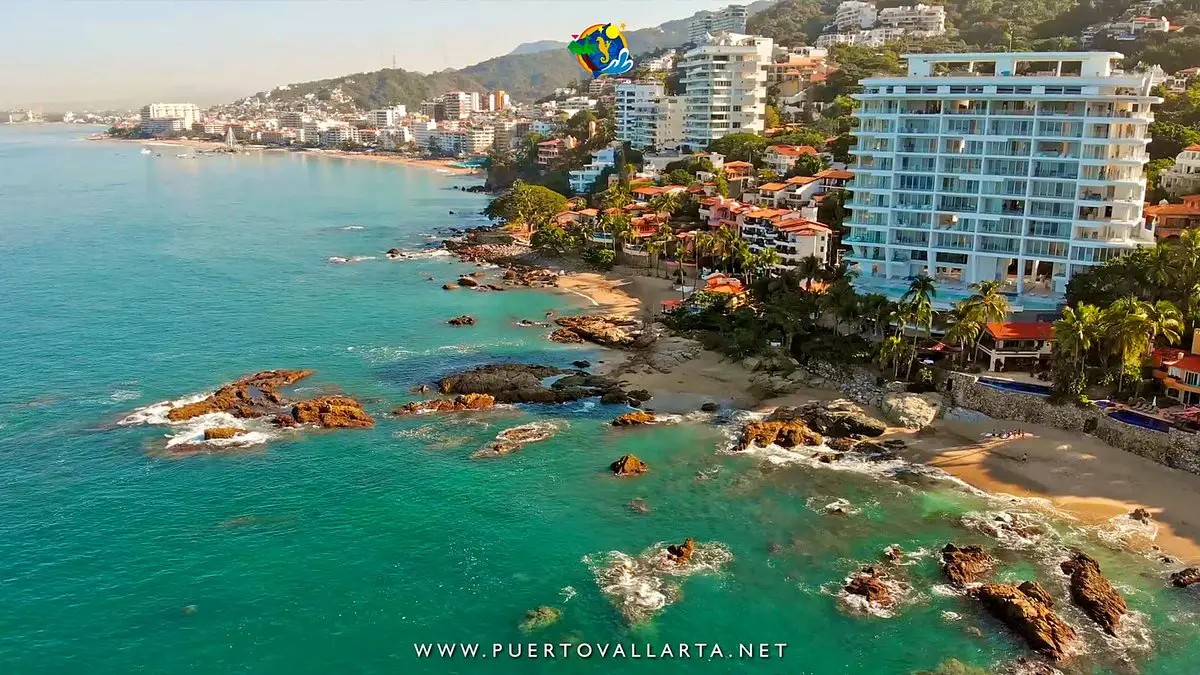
[1,125,1198,674]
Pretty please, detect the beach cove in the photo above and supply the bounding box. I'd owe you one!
[3,124,1200,674]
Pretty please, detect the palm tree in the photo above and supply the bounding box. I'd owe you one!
[823,281,860,334]
[901,274,937,314]
[797,255,823,289]
[858,293,891,338]
[732,240,755,282]
[754,248,780,283]
[963,280,1009,324]
[648,191,682,218]
[1053,303,1102,379]
[879,335,908,380]
[944,304,983,367]
[1102,297,1154,392]
[693,230,715,292]
[715,225,739,273]
[645,238,665,277]
[1145,299,1183,348]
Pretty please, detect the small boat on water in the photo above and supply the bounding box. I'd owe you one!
[140,148,153,155]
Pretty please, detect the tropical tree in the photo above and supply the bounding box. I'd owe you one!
[897,275,937,379]
[1102,297,1154,392]
[645,237,666,277]
[944,305,983,366]
[797,255,824,289]
[1145,299,1184,348]
[963,280,1009,324]
[599,212,631,252]
[823,280,860,334]
[1052,303,1102,393]
[648,191,682,218]
[484,180,568,232]
[879,335,909,380]
[693,230,716,291]
[858,293,893,338]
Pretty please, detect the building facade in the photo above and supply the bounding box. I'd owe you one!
[679,33,774,150]
[835,1,877,31]
[615,82,685,151]
[1162,144,1200,197]
[687,5,749,43]
[139,103,201,129]
[845,51,1161,308]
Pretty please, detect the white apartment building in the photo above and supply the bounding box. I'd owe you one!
[835,1,877,31]
[320,125,356,147]
[615,82,685,151]
[845,52,1161,310]
[139,103,201,129]
[569,144,620,194]
[877,4,946,33]
[367,106,407,128]
[644,51,678,73]
[141,118,187,137]
[1162,144,1200,197]
[462,126,495,154]
[679,33,773,150]
[408,120,439,149]
[441,92,472,120]
[688,5,749,43]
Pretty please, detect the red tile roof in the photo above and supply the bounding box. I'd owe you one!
[1166,353,1200,373]
[767,145,819,157]
[786,175,820,185]
[758,182,788,191]
[724,161,753,168]
[985,322,1055,340]
[815,169,854,180]
[1146,202,1200,217]
[1185,144,1200,152]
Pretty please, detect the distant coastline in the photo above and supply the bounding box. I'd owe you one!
[87,134,483,175]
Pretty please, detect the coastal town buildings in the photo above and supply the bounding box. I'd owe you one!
[1153,331,1200,405]
[763,144,820,175]
[687,5,749,42]
[615,81,685,151]
[537,137,575,165]
[139,103,201,130]
[975,322,1056,372]
[367,106,406,128]
[835,1,878,31]
[569,143,620,194]
[441,92,473,120]
[1162,144,1200,197]
[817,2,945,47]
[679,32,774,150]
[767,47,834,117]
[1145,196,1200,239]
[845,51,1161,309]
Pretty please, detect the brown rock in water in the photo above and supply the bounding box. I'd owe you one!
[788,401,887,438]
[411,384,431,394]
[203,427,242,440]
[442,284,457,290]
[503,269,517,280]
[272,414,297,428]
[438,364,592,404]
[447,315,476,326]
[386,248,401,257]
[941,543,996,586]
[457,276,480,287]
[572,360,591,368]
[738,419,823,450]
[610,454,648,476]
[1060,552,1127,635]
[666,538,695,565]
[628,498,650,514]
[395,393,496,415]
[970,582,1077,661]
[166,370,316,422]
[612,412,655,427]
[883,544,904,564]
[1128,508,1152,522]
[1170,567,1200,587]
[549,328,584,344]
[291,396,375,428]
[826,436,858,453]
[553,315,642,347]
[844,567,894,609]
[470,271,486,277]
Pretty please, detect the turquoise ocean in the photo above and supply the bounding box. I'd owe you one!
[1,125,1198,674]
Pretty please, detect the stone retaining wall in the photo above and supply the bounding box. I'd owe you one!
[948,373,1200,475]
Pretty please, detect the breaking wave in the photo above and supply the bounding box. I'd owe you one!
[584,541,732,624]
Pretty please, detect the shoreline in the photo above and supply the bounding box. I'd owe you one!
[88,135,483,175]
[547,261,1200,564]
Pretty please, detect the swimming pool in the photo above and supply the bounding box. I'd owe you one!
[1108,409,1172,433]
[978,377,1053,396]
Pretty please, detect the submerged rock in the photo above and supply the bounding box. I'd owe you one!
[610,454,648,476]
[272,414,297,428]
[883,544,904,564]
[1128,508,1152,522]
[628,497,650,514]
[941,543,995,586]
[203,427,242,440]
[437,364,579,404]
[700,401,719,412]
[471,422,560,459]
[1060,552,1127,635]
[738,417,823,450]
[291,396,374,428]
[442,284,456,290]
[612,412,655,427]
[1169,567,1200,588]
[456,276,479,287]
[166,369,315,421]
[970,582,1077,661]
[519,606,562,632]
[666,538,695,565]
[572,360,591,368]
[394,393,495,415]
[447,315,476,326]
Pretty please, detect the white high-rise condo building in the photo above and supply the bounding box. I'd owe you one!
[441,92,472,120]
[139,103,201,129]
[679,33,773,151]
[687,5,749,43]
[615,82,685,151]
[845,52,1160,310]
[835,1,878,31]
[877,4,945,33]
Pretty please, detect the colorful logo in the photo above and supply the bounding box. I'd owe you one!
[569,23,634,79]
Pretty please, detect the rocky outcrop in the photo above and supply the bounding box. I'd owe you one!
[438,364,627,405]
[941,543,995,586]
[472,422,559,458]
[572,360,591,368]
[700,402,719,412]
[166,369,315,421]
[1129,508,1152,522]
[1170,567,1200,587]
[552,315,643,347]
[548,329,584,344]
[666,538,695,565]
[203,427,243,440]
[394,393,495,415]
[442,284,456,290]
[291,396,375,428]
[456,276,480,287]
[881,392,943,429]
[883,545,904,564]
[447,315,476,326]
[1060,552,1127,635]
[519,606,562,632]
[844,567,895,610]
[772,400,886,438]
[738,417,823,450]
[611,454,648,476]
[272,414,297,428]
[612,412,655,427]
[970,583,1077,661]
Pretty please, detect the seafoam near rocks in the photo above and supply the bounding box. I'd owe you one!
[584,541,732,624]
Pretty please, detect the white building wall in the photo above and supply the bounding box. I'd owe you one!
[679,33,773,150]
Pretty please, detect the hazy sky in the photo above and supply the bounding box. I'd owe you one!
[0,0,738,110]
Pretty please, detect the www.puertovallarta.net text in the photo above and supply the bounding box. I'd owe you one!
[414,642,789,660]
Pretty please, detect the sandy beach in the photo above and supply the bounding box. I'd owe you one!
[559,263,1200,564]
[89,136,482,175]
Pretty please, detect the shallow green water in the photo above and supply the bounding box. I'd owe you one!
[1,125,1197,674]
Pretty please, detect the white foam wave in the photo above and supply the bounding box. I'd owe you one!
[585,541,732,624]
[832,569,916,619]
[119,392,211,426]
[1094,512,1159,553]
[119,393,279,450]
[941,611,962,621]
[962,511,1055,550]
[109,389,141,403]
[385,248,452,261]
[560,586,577,603]
[341,225,365,230]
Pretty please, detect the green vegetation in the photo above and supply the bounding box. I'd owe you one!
[708,133,769,163]
[483,181,568,230]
